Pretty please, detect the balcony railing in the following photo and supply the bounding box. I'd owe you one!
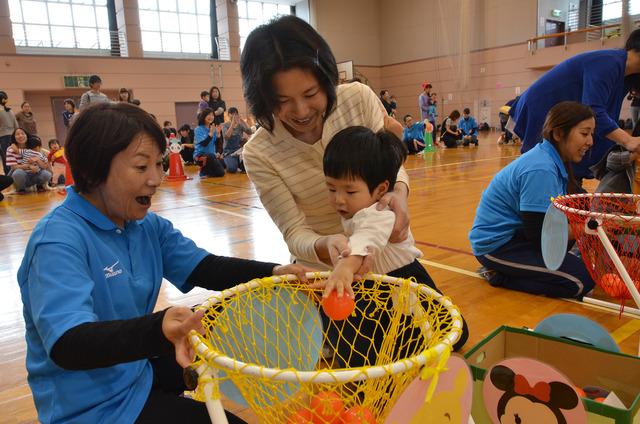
[527,21,639,53]
[14,30,128,57]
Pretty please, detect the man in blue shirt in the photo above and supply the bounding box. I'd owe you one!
[458,108,478,146]
[510,29,640,179]
[402,114,426,154]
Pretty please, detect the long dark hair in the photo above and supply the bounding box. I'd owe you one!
[542,101,594,194]
[208,86,222,102]
[240,15,339,132]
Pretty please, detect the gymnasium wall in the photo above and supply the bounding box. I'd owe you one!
[311,0,382,66]
[0,55,244,142]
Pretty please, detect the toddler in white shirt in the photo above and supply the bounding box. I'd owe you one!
[314,126,468,358]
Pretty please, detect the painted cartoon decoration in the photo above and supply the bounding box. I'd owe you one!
[169,139,182,154]
[483,358,587,424]
[384,354,472,424]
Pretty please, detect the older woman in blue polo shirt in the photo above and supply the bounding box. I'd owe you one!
[469,101,596,298]
[17,102,307,424]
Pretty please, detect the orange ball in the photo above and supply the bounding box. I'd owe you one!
[599,273,627,298]
[322,292,355,321]
[310,391,345,424]
[339,406,376,423]
[574,386,586,398]
[594,397,606,403]
[288,409,313,424]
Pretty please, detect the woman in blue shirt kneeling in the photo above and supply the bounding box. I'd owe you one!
[17,102,307,424]
[469,101,596,299]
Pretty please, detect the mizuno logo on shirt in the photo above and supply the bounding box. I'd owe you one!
[103,260,123,279]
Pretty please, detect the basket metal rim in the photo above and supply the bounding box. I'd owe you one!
[552,193,640,223]
[189,272,463,383]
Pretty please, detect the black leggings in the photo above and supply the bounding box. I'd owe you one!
[322,260,468,369]
[135,355,246,424]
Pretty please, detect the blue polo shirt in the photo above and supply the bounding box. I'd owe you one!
[403,122,426,142]
[469,140,568,256]
[194,124,218,158]
[17,188,209,424]
[458,116,478,136]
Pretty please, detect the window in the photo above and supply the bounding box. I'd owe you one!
[138,0,211,56]
[602,0,640,22]
[9,0,111,50]
[237,1,292,50]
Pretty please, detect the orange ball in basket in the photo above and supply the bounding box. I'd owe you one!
[339,406,376,423]
[597,273,640,300]
[310,390,345,424]
[322,292,355,321]
[288,408,314,424]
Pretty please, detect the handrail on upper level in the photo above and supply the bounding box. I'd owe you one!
[526,20,639,53]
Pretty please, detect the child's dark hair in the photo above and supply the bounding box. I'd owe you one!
[323,126,407,193]
[200,90,209,98]
[26,136,42,149]
[48,138,60,148]
[463,107,470,114]
[228,107,239,115]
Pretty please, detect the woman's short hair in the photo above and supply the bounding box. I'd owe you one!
[449,110,461,120]
[240,15,339,132]
[63,98,76,109]
[21,101,29,108]
[197,108,214,126]
[323,126,407,193]
[65,102,165,193]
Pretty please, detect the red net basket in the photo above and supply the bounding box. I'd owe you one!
[552,193,640,302]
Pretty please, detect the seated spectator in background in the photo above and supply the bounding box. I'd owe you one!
[498,98,518,144]
[459,108,479,147]
[163,121,177,138]
[441,110,462,148]
[0,164,12,201]
[197,91,210,115]
[47,139,66,187]
[15,101,38,135]
[7,129,51,193]
[79,75,109,110]
[402,114,426,154]
[222,107,253,173]
[178,124,195,164]
[194,108,225,178]
[62,99,76,129]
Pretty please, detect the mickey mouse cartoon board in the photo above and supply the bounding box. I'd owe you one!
[482,358,587,424]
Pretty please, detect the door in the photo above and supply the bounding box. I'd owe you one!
[175,102,200,130]
[545,19,566,47]
[51,96,81,145]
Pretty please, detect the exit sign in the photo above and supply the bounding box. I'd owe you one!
[551,9,562,18]
[63,75,91,88]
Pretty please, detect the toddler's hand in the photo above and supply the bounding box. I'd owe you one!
[322,266,355,299]
[272,263,314,282]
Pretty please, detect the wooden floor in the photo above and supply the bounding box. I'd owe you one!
[2,132,639,423]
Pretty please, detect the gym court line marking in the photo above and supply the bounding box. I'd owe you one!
[418,259,640,342]
[404,154,519,171]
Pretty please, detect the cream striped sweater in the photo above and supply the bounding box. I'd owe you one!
[243,82,410,269]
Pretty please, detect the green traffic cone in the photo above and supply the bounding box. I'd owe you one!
[423,130,435,155]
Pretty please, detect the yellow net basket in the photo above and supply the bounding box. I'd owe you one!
[189,272,463,423]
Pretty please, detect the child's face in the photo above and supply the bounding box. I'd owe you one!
[325,176,388,219]
[64,102,73,111]
[50,142,60,152]
[203,94,210,102]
